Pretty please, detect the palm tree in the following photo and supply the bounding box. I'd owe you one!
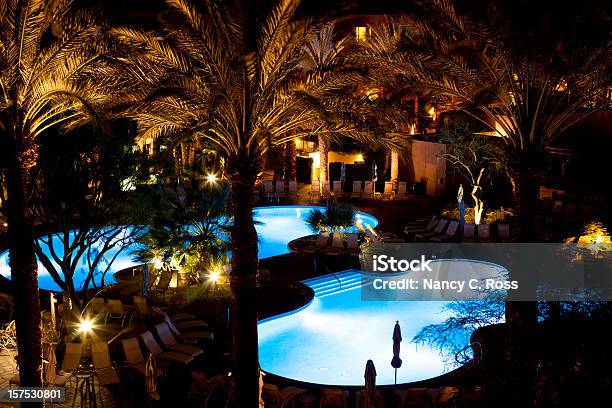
[0,0,114,389]
[301,25,348,182]
[362,2,610,403]
[362,0,610,240]
[110,1,401,405]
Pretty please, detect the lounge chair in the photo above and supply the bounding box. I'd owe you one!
[394,182,409,200]
[90,341,121,391]
[275,181,285,200]
[320,388,349,408]
[395,388,427,408]
[146,269,159,293]
[120,337,163,376]
[170,312,197,322]
[346,233,360,250]
[321,181,332,199]
[404,217,439,237]
[356,389,383,408]
[362,181,375,199]
[430,221,459,242]
[309,181,321,203]
[151,270,172,301]
[132,295,150,320]
[364,224,403,243]
[49,342,83,387]
[262,384,307,408]
[263,181,275,202]
[164,312,209,331]
[428,387,459,407]
[326,233,345,256]
[105,299,128,326]
[405,215,437,229]
[288,180,298,200]
[415,219,449,241]
[350,181,362,198]
[139,331,194,365]
[462,224,476,242]
[154,323,204,358]
[303,232,330,255]
[478,224,492,242]
[87,297,106,316]
[332,180,342,196]
[498,224,512,243]
[163,314,215,342]
[381,181,394,200]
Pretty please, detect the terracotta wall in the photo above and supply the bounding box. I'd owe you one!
[409,140,447,196]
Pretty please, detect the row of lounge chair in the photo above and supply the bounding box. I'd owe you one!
[302,232,361,257]
[263,384,480,408]
[309,181,414,202]
[404,216,512,243]
[262,180,299,202]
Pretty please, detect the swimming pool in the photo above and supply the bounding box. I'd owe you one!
[258,260,506,386]
[0,206,378,291]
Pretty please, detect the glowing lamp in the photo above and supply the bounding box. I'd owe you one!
[78,318,94,334]
[206,173,218,183]
[209,270,221,283]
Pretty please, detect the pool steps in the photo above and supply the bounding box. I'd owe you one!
[303,270,374,298]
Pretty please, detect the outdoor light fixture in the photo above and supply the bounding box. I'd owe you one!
[209,270,221,283]
[78,318,94,334]
[206,173,218,183]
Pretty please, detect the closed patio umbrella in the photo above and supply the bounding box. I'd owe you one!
[364,359,377,408]
[391,321,402,386]
[371,161,378,182]
[142,263,149,298]
[145,353,160,400]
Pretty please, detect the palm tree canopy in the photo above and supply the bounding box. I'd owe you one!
[110,0,405,171]
[362,0,611,152]
[0,0,114,168]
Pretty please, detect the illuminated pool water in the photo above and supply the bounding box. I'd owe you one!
[0,206,377,291]
[258,261,506,386]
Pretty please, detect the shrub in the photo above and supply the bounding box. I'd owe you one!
[306,203,355,232]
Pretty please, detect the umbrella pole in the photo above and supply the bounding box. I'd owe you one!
[395,368,397,387]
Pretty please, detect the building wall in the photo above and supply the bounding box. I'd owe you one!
[410,140,447,196]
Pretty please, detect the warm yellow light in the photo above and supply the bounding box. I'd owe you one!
[206,173,218,183]
[355,154,364,162]
[78,318,94,334]
[578,221,611,245]
[209,270,221,283]
[365,88,380,101]
[355,26,367,42]
[410,123,416,135]
[309,152,320,168]
[428,107,437,121]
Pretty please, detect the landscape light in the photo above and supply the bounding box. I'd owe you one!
[209,270,221,283]
[206,173,218,183]
[78,318,94,334]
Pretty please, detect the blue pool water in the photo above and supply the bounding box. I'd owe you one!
[0,206,378,291]
[258,261,506,386]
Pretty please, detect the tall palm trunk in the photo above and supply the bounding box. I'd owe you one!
[318,135,328,181]
[504,151,541,407]
[390,150,399,185]
[283,142,296,183]
[5,138,43,394]
[229,158,260,408]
